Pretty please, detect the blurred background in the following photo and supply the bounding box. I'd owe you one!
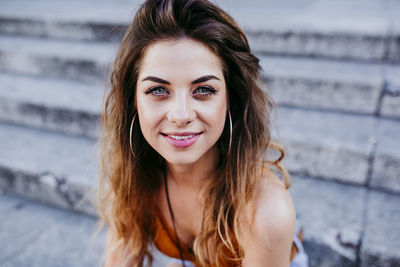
[0,0,399,266]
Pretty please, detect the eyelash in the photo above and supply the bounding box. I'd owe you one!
[144,86,218,98]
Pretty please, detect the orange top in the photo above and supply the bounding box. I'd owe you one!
[153,208,300,266]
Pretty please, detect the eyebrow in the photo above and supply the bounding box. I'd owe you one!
[141,75,220,85]
[142,76,170,84]
[191,75,220,84]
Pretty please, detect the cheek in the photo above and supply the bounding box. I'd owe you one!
[210,116,226,140]
[200,98,227,137]
[136,99,163,138]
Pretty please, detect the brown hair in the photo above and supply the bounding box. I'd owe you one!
[97,0,290,266]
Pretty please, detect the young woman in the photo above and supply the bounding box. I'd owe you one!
[97,0,308,266]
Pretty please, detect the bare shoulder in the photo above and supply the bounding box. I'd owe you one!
[242,167,296,266]
[254,167,296,223]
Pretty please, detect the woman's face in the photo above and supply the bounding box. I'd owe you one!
[136,38,227,166]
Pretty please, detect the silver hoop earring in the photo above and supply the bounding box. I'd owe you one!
[129,113,138,159]
[227,109,232,157]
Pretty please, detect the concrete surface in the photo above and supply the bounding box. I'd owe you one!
[261,55,385,114]
[275,107,376,185]
[381,65,400,120]
[290,176,366,266]
[0,123,98,215]
[360,190,400,266]
[0,73,102,138]
[0,192,106,267]
[0,35,115,82]
[371,118,400,193]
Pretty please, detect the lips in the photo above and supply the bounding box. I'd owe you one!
[162,132,202,148]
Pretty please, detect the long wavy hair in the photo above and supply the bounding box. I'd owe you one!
[97,0,291,266]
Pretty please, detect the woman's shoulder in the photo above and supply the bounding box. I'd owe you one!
[241,167,296,265]
[252,167,296,229]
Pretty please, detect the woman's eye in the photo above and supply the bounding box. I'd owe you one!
[145,87,168,97]
[193,86,217,96]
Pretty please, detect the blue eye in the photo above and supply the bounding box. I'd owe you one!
[193,86,217,96]
[145,87,168,97]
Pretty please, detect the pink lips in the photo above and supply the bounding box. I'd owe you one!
[162,132,201,148]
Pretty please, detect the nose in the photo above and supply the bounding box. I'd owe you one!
[167,92,195,127]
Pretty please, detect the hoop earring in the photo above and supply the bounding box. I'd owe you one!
[129,113,138,159]
[227,109,232,157]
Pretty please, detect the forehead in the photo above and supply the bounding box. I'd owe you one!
[138,38,225,79]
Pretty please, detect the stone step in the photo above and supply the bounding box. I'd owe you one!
[272,107,400,194]
[0,73,102,138]
[0,191,180,267]
[0,192,106,267]
[1,35,399,117]
[0,35,116,83]
[261,55,399,117]
[289,175,400,267]
[0,123,98,216]
[0,16,127,43]
[273,108,375,186]
[380,69,400,119]
[289,175,365,266]
[0,0,399,62]
[359,190,400,266]
[371,118,400,194]
[221,0,400,63]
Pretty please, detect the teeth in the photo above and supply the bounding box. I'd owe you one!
[169,134,195,140]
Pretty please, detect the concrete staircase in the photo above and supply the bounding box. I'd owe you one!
[0,0,399,266]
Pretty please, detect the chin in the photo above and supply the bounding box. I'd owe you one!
[163,152,202,166]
